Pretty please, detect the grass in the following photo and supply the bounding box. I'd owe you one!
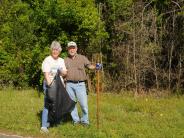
[0,89,184,138]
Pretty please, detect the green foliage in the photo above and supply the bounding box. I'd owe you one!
[0,0,36,87]
[0,0,107,88]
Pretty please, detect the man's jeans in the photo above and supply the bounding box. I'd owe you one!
[66,82,89,124]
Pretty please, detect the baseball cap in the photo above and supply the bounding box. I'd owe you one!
[67,41,77,48]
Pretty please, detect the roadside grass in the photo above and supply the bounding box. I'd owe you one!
[0,89,184,138]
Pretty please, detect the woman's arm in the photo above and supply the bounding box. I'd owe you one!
[44,72,51,86]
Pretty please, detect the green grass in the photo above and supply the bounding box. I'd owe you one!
[0,89,184,138]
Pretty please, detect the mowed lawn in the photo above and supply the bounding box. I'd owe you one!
[0,89,184,138]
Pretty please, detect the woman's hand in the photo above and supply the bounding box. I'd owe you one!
[61,69,67,76]
[59,68,67,76]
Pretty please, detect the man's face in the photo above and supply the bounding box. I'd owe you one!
[68,46,77,56]
[51,48,61,59]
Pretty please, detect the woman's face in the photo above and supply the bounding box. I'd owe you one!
[68,46,77,57]
[51,48,61,59]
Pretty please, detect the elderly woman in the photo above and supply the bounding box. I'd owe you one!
[40,41,67,133]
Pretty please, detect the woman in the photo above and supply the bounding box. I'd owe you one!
[40,41,75,133]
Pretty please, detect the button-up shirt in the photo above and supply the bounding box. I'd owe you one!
[64,54,90,81]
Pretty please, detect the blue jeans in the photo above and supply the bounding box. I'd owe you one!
[42,107,48,127]
[41,85,49,128]
[66,82,89,124]
[41,97,49,128]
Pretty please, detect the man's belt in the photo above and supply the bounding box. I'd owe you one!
[67,80,85,83]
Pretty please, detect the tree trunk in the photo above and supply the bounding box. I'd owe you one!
[133,4,138,95]
[176,54,182,92]
[153,11,159,90]
[168,12,175,90]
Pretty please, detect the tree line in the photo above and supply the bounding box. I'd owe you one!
[0,0,184,93]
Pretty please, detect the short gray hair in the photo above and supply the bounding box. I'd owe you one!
[50,41,62,51]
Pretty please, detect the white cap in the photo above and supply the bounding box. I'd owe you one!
[67,41,77,48]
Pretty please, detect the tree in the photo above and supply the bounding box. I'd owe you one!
[0,0,107,88]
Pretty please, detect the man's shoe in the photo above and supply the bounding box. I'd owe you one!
[81,122,89,127]
[40,127,49,133]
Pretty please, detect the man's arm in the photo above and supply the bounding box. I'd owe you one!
[87,64,96,70]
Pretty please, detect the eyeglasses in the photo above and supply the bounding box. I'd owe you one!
[52,48,61,51]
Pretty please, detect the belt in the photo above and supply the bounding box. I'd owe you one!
[67,80,85,83]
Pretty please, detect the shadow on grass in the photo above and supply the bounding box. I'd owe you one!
[37,110,73,128]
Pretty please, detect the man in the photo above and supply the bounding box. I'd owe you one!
[40,41,67,133]
[64,41,99,126]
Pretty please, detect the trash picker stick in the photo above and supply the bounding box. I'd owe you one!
[96,57,100,129]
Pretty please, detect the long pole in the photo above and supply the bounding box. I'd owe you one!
[96,57,100,129]
[96,3,102,129]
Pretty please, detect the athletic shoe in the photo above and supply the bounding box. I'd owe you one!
[81,122,89,127]
[40,127,49,133]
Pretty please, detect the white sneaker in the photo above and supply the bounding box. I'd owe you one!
[40,127,49,133]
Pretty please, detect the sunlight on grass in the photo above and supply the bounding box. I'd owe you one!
[0,89,184,137]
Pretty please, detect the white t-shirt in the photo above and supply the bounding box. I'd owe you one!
[42,55,66,87]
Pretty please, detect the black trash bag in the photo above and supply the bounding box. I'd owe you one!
[45,73,76,126]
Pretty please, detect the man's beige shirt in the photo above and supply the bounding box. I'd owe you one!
[64,54,90,81]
